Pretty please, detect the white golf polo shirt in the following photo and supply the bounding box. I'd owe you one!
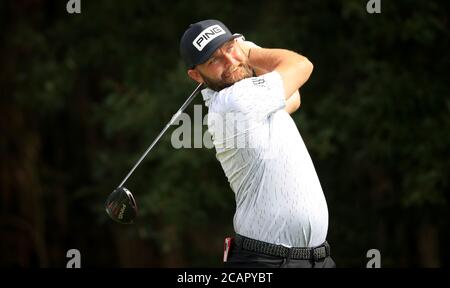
[202,71,328,247]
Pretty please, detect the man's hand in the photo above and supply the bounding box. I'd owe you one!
[235,36,255,59]
[236,38,270,76]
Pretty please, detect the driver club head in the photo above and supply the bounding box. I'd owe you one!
[105,187,137,224]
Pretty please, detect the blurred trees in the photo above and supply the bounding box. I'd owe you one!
[0,0,448,267]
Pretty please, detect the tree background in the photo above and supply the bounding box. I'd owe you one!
[1,0,448,267]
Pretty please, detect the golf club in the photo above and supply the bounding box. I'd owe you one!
[105,83,204,224]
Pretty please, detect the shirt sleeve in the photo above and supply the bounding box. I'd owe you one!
[227,71,286,120]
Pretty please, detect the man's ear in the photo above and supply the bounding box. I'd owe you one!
[187,69,204,84]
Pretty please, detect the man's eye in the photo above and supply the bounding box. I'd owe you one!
[209,58,217,64]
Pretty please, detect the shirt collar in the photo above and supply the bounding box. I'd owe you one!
[201,87,217,107]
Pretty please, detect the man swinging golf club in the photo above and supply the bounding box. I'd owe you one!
[179,19,335,268]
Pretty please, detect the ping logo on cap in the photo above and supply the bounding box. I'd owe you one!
[193,25,225,51]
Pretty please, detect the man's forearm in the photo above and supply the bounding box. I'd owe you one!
[285,90,301,114]
[241,42,313,99]
[238,39,308,112]
[253,65,301,114]
[247,48,299,72]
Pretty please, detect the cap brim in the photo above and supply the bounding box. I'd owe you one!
[193,34,242,68]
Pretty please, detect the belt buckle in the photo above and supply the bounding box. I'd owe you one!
[312,245,326,261]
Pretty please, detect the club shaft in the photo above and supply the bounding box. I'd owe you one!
[118,83,204,188]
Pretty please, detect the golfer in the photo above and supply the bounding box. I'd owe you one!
[180,19,335,268]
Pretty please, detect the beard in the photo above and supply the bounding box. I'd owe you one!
[200,63,254,92]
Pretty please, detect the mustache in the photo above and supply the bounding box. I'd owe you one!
[223,66,239,78]
[222,64,251,79]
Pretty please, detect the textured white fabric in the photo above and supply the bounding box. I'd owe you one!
[202,71,328,247]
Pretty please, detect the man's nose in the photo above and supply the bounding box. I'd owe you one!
[221,50,239,67]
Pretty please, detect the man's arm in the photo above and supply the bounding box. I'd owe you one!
[285,90,301,114]
[238,39,305,113]
[239,42,313,100]
[252,62,301,114]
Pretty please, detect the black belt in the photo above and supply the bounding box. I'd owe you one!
[235,234,331,261]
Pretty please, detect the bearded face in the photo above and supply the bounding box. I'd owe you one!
[193,39,254,91]
[198,62,253,91]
